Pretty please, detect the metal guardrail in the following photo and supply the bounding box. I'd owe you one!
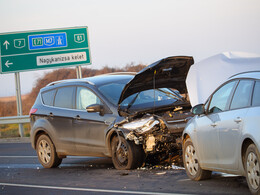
[0,115,30,125]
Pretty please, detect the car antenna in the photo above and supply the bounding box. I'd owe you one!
[153,69,156,115]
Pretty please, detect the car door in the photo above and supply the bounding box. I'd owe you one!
[217,79,254,170]
[73,86,116,156]
[195,80,238,168]
[51,86,77,154]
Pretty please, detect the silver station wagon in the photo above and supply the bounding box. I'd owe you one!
[183,71,260,195]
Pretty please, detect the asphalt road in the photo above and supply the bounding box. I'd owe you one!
[0,141,251,195]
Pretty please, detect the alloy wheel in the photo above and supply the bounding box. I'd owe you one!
[116,142,128,165]
[247,152,260,190]
[185,144,199,176]
[38,139,51,164]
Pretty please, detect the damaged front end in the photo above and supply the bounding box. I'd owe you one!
[113,56,194,167]
[116,109,192,165]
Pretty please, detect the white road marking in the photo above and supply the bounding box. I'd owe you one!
[0,156,37,158]
[177,179,190,182]
[0,156,96,159]
[0,183,190,195]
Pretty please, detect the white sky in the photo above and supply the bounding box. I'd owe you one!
[0,0,260,97]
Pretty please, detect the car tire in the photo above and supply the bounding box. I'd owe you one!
[245,144,260,195]
[183,138,211,180]
[111,135,144,170]
[36,134,62,168]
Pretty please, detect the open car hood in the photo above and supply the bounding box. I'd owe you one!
[118,56,194,106]
[186,52,260,107]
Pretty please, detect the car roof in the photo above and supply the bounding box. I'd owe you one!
[46,72,135,88]
[229,71,260,80]
[84,73,135,86]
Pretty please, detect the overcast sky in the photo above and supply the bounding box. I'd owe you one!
[0,0,260,97]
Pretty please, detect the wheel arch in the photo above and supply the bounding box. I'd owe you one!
[106,128,126,156]
[32,128,53,149]
[241,138,254,169]
[182,133,191,144]
[31,118,56,149]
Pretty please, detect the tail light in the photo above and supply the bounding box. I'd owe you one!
[29,108,38,116]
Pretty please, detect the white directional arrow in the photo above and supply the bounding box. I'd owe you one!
[5,60,13,68]
[3,40,10,50]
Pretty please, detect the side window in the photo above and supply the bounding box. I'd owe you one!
[42,89,56,106]
[54,87,75,109]
[76,87,102,110]
[208,81,237,114]
[230,80,254,110]
[252,81,260,107]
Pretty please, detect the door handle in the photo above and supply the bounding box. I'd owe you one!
[211,123,217,127]
[104,120,111,125]
[74,115,81,120]
[234,117,242,123]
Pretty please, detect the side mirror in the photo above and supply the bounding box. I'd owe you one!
[86,104,104,115]
[191,104,205,115]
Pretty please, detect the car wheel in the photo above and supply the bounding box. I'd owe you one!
[245,144,260,195]
[111,135,144,170]
[183,138,211,180]
[36,134,62,168]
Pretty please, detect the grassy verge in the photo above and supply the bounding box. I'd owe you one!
[0,123,30,138]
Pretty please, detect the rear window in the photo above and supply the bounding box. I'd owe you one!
[54,87,75,109]
[42,89,56,106]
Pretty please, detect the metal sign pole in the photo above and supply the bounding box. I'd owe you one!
[14,72,24,137]
[76,65,82,79]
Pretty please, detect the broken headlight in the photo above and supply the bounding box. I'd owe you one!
[121,116,160,134]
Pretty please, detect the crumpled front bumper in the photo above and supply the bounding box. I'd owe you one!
[116,115,182,154]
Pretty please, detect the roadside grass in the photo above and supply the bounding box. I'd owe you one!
[0,123,30,138]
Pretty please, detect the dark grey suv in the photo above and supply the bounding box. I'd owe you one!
[30,56,194,170]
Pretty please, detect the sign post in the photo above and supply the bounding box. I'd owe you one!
[0,27,91,137]
[14,72,24,137]
[76,66,82,79]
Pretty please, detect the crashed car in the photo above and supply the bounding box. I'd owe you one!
[30,56,194,170]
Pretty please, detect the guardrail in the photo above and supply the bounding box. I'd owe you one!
[0,115,30,125]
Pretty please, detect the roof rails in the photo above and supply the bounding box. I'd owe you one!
[99,72,137,76]
[46,80,68,86]
[46,72,136,87]
[46,79,94,87]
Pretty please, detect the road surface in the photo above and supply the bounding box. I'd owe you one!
[0,140,250,195]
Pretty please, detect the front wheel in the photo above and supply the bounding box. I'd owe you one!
[245,144,260,195]
[111,135,144,170]
[36,134,62,168]
[183,138,211,180]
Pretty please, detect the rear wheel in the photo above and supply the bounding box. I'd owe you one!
[245,144,260,195]
[36,134,62,168]
[183,138,211,180]
[111,135,144,170]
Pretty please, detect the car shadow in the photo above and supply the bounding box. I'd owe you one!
[58,156,114,170]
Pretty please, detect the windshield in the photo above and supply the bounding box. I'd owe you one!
[98,80,184,113]
[98,81,128,105]
[120,88,184,113]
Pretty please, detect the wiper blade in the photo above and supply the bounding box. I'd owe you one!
[126,92,140,113]
[157,89,183,101]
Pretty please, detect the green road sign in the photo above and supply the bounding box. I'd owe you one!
[0,27,91,74]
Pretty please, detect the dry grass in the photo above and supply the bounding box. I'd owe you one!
[0,123,30,138]
[0,94,29,102]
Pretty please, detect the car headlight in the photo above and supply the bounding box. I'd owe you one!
[122,116,160,134]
